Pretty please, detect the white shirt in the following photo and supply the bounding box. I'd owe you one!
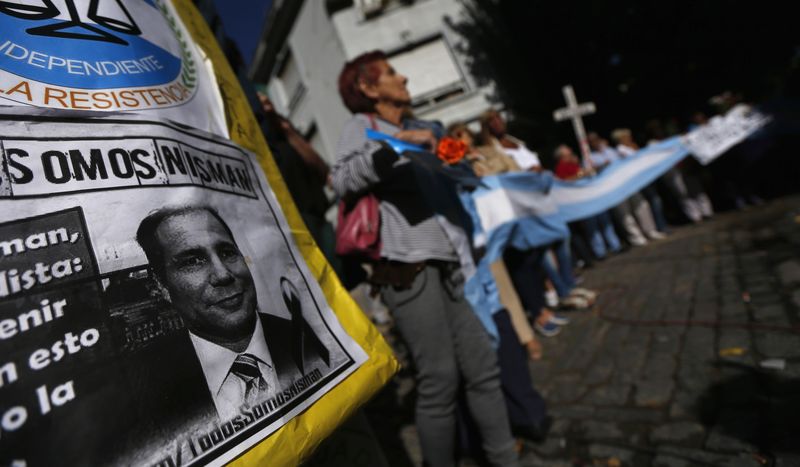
[189,314,278,421]
[589,146,621,168]
[493,135,541,170]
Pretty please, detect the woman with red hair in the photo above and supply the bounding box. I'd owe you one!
[332,51,519,467]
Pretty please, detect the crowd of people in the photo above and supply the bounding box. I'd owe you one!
[255,49,774,467]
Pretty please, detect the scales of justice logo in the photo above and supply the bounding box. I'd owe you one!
[0,0,197,106]
[0,0,142,46]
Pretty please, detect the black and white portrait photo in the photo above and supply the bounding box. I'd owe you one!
[134,205,331,421]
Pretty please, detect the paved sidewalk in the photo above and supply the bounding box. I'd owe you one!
[355,196,800,467]
[523,196,800,466]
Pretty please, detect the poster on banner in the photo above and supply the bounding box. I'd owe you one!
[683,104,771,165]
[0,0,227,136]
[0,107,368,467]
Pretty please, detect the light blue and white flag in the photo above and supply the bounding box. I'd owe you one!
[365,111,768,340]
[460,137,688,263]
[552,136,689,222]
[466,171,569,263]
[365,126,748,339]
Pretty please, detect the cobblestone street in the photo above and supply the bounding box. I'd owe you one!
[522,196,800,466]
[361,196,800,467]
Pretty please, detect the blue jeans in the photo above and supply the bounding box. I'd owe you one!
[582,211,621,258]
[543,239,577,298]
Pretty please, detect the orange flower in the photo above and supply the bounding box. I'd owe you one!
[437,137,467,164]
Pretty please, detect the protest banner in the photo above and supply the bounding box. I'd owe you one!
[0,0,227,136]
[0,107,370,465]
[683,104,771,165]
[0,1,400,466]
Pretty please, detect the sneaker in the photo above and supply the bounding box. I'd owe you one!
[534,320,562,337]
[559,295,589,309]
[548,314,570,326]
[570,287,597,304]
[544,289,559,308]
[648,231,667,240]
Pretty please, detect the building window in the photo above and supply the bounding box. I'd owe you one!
[351,0,420,19]
[389,37,468,111]
[277,52,306,114]
[354,0,385,19]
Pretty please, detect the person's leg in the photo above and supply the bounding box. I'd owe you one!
[581,215,608,259]
[504,248,546,318]
[552,238,577,292]
[713,153,744,208]
[662,168,701,222]
[642,183,668,232]
[612,200,647,245]
[493,310,548,434]
[568,223,595,266]
[491,260,543,360]
[504,248,567,333]
[683,172,715,218]
[597,211,622,252]
[543,250,570,298]
[697,192,714,218]
[630,192,660,238]
[440,275,520,467]
[381,266,460,467]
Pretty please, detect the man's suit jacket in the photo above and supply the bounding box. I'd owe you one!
[117,312,330,462]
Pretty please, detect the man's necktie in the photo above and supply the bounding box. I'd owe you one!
[230,353,269,406]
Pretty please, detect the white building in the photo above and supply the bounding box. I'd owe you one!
[249,0,500,164]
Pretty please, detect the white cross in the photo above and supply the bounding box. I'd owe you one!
[553,85,596,167]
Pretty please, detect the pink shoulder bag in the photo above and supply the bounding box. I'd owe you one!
[334,114,382,260]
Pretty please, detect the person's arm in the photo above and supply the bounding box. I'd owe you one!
[465,151,491,177]
[281,120,330,183]
[393,129,437,149]
[616,145,637,158]
[330,116,398,199]
[258,93,330,183]
[588,156,609,172]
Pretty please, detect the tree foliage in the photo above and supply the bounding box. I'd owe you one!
[448,0,798,159]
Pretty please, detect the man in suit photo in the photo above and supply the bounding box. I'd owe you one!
[132,204,330,426]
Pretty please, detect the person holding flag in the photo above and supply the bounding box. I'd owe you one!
[331,51,520,467]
